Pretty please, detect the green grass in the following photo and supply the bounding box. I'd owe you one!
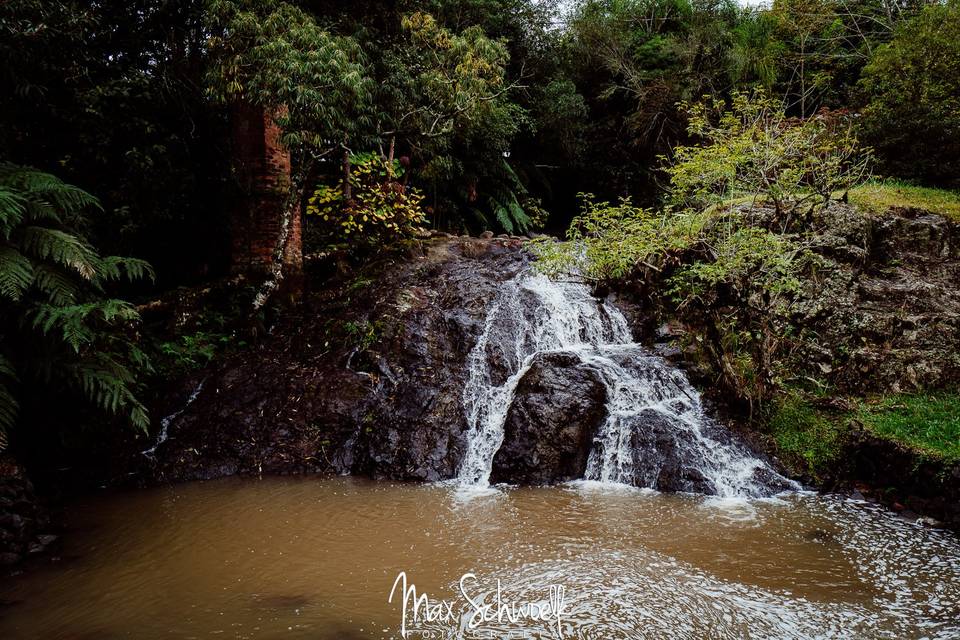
[855,392,960,462]
[847,180,960,222]
[769,395,848,479]
[770,391,960,479]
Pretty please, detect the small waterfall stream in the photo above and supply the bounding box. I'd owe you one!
[457,271,795,497]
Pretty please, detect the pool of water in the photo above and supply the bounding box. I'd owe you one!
[1,476,958,639]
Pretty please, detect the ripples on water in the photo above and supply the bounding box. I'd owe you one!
[0,477,958,639]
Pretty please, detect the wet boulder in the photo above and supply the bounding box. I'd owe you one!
[624,409,715,493]
[490,352,608,484]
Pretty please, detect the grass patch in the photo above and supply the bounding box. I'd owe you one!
[847,180,960,222]
[769,395,849,479]
[855,392,960,462]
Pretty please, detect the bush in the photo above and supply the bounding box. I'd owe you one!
[531,194,707,282]
[306,153,427,245]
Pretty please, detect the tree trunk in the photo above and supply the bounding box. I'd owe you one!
[386,135,396,178]
[342,146,352,202]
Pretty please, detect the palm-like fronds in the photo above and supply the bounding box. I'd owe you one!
[483,159,532,234]
[0,163,153,448]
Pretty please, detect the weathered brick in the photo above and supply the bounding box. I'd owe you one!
[230,103,303,275]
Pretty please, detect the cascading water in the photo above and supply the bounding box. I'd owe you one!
[456,271,797,497]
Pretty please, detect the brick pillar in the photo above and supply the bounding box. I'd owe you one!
[230,103,303,276]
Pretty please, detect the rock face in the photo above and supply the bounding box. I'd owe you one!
[145,235,790,492]
[148,237,532,483]
[0,455,54,565]
[625,409,711,493]
[490,352,608,484]
[793,205,960,394]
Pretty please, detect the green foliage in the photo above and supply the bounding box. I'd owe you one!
[532,195,706,281]
[0,164,154,444]
[668,91,871,216]
[156,331,236,375]
[396,11,531,232]
[343,320,380,353]
[769,394,847,479]
[399,12,513,142]
[0,0,230,287]
[859,0,960,186]
[669,225,805,304]
[855,393,960,462]
[205,0,373,151]
[306,154,427,241]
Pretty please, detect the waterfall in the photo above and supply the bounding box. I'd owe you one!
[142,379,206,459]
[456,271,795,497]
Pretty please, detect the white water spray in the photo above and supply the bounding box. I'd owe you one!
[142,379,206,459]
[456,271,796,497]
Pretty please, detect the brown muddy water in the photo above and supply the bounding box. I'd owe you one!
[1,476,958,639]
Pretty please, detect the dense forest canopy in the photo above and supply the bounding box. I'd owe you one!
[3,1,954,275]
[0,0,958,448]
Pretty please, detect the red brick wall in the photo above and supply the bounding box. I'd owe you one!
[230,103,303,275]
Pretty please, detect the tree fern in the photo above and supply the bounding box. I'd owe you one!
[481,159,532,234]
[0,163,153,450]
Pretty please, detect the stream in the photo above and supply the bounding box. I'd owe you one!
[0,476,958,638]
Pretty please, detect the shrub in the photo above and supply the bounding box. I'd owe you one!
[531,194,707,282]
[306,153,427,244]
[858,0,960,187]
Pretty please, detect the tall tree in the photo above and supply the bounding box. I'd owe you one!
[205,0,373,309]
[858,0,960,186]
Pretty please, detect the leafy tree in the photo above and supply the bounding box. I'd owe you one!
[0,164,153,448]
[391,12,531,232]
[667,91,870,220]
[858,0,960,186]
[205,0,375,308]
[0,0,229,288]
[769,0,836,117]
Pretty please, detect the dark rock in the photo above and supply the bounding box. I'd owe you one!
[0,455,52,564]
[625,409,714,493]
[147,238,530,484]
[490,352,608,484]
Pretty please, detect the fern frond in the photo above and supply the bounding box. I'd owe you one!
[97,256,156,283]
[30,300,139,351]
[66,355,149,432]
[0,187,26,238]
[22,198,63,225]
[0,163,151,437]
[492,197,515,234]
[0,164,100,214]
[32,264,79,305]
[0,246,35,302]
[19,226,98,280]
